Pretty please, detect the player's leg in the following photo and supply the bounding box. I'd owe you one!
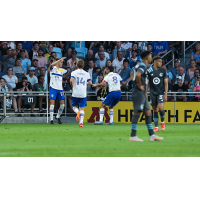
[49,87,57,124]
[78,97,87,127]
[71,97,80,121]
[157,101,165,131]
[107,105,114,125]
[94,103,106,125]
[56,90,65,124]
[150,94,159,131]
[143,98,163,141]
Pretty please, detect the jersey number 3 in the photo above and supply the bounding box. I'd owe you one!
[77,77,85,85]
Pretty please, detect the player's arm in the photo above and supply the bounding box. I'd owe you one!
[136,71,144,91]
[163,78,168,102]
[70,77,74,88]
[93,80,107,87]
[146,79,149,98]
[50,57,66,69]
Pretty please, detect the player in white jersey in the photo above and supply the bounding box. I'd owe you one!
[49,57,68,125]
[93,66,125,125]
[70,59,92,127]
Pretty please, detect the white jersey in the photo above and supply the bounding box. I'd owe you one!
[103,72,123,92]
[50,66,68,90]
[71,69,91,98]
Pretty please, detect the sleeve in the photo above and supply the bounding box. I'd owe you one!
[95,53,98,59]
[87,73,91,82]
[112,60,116,67]
[63,69,68,75]
[103,75,109,83]
[164,41,169,50]
[71,71,75,79]
[168,72,173,80]
[28,59,31,66]
[164,69,168,79]
[137,65,145,75]
[119,75,123,83]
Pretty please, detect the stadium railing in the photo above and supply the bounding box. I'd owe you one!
[183,41,198,63]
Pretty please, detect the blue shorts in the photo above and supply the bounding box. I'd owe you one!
[72,97,87,107]
[49,87,65,101]
[103,91,121,106]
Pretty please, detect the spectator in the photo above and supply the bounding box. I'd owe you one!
[191,43,200,66]
[128,49,140,69]
[6,41,15,49]
[44,44,54,60]
[38,41,49,50]
[87,60,95,81]
[128,43,141,58]
[32,75,46,114]
[170,59,186,77]
[93,75,104,92]
[30,59,40,77]
[138,41,148,51]
[67,50,79,69]
[40,67,47,90]
[162,65,173,91]
[2,67,18,89]
[33,48,48,68]
[26,67,38,86]
[88,41,101,50]
[112,51,125,73]
[0,42,8,56]
[187,59,196,80]
[104,41,115,56]
[188,69,200,89]
[46,56,55,73]
[83,50,96,71]
[13,59,27,82]
[95,51,108,70]
[20,50,31,70]
[16,42,29,59]
[147,43,157,58]
[2,49,17,72]
[0,77,18,113]
[95,45,110,60]
[16,76,34,116]
[171,76,187,102]
[152,41,169,57]
[173,66,190,86]
[97,84,109,101]
[21,41,33,53]
[103,59,112,76]
[121,41,132,52]
[51,52,58,60]
[192,75,200,101]
[29,42,39,60]
[112,41,125,60]
[52,41,65,51]
[93,68,102,84]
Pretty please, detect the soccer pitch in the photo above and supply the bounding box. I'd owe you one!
[0,123,200,157]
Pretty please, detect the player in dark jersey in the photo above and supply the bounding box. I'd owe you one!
[147,56,168,132]
[129,51,163,142]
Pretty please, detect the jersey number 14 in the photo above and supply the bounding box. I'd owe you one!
[77,77,85,85]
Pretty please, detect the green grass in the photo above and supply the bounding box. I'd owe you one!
[0,123,200,157]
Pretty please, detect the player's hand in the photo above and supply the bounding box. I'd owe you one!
[163,94,167,102]
[92,84,97,87]
[139,85,145,91]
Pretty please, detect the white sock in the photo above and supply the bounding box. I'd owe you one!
[50,105,54,121]
[80,110,84,124]
[109,109,114,123]
[73,107,79,114]
[100,108,105,122]
[57,104,64,118]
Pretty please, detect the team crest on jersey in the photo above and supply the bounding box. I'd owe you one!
[151,73,154,76]
[159,73,163,77]
[153,77,160,85]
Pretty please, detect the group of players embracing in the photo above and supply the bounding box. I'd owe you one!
[48,50,168,141]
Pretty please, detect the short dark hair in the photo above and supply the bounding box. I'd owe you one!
[33,42,39,46]
[153,56,162,62]
[147,43,152,46]
[117,51,123,55]
[40,67,45,71]
[22,76,28,81]
[7,67,13,71]
[51,52,56,55]
[49,56,54,60]
[141,51,151,60]
[88,59,94,62]
[38,75,44,81]
[195,69,200,73]
[106,66,114,72]
[0,77,6,82]
[16,58,21,62]
[123,58,129,64]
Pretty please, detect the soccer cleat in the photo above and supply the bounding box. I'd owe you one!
[129,137,144,142]
[149,134,163,141]
[55,116,62,124]
[76,111,80,122]
[161,122,165,131]
[79,123,83,127]
[107,122,114,125]
[50,120,54,125]
[153,127,159,132]
[94,121,103,125]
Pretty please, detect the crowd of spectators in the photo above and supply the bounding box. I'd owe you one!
[0,41,199,116]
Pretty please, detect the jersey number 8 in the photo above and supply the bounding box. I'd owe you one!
[112,76,118,83]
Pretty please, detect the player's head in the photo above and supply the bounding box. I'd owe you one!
[123,59,129,68]
[77,59,84,69]
[106,66,114,74]
[153,56,162,68]
[141,51,152,64]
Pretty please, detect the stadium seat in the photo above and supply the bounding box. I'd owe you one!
[72,41,86,48]
[75,47,88,58]
[0,72,7,77]
[76,52,85,58]
[46,47,62,58]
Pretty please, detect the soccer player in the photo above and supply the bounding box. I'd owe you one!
[147,56,168,132]
[93,66,125,125]
[130,51,163,141]
[70,59,92,127]
[49,57,68,125]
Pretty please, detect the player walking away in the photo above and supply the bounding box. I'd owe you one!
[70,59,92,127]
[93,66,125,125]
[130,51,163,141]
[49,57,68,125]
[147,56,168,132]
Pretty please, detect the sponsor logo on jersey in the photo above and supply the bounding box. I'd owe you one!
[153,77,160,85]
[159,73,163,77]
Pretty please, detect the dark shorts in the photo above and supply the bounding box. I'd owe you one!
[150,94,164,107]
[132,93,150,113]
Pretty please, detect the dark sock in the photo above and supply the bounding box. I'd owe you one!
[160,110,165,122]
[131,115,140,137]
[145,116,154,136]
[154,112,158,127]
